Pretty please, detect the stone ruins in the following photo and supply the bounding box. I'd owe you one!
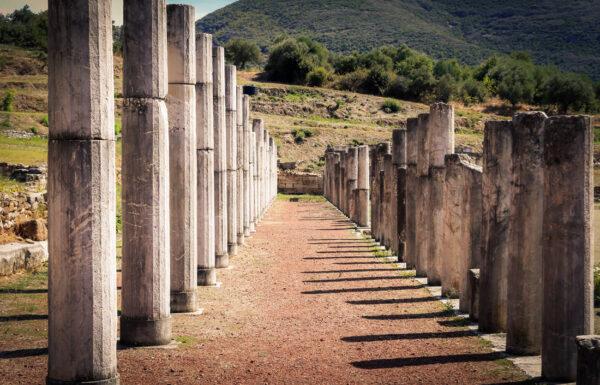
[46,1,277,383]
[324,104,594,383]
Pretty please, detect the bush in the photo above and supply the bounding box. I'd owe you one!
[382,99,401,113]
[1,89,15,112]
[333,69,369,92]
[39,115,48,127]
[460,78,488,105]
[364,66,392,95]
[265,37,330,85]
[433,74,458,103]
[490,59,536,106]
[225,39,261,69]
[291,128,314,144]
[306,67,330,87]
[542,72,596,113]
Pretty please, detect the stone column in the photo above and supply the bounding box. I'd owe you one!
[213,46,229,268]
[261,129,268,216]
[346,147,358,223]
[333,153,341,208]
[339,149,347,214]
[225,65,238,257]
[269,137,276,203]
[467,269,480,321]
[479,121,513,333]
[356,145,370,228]
[441,154,482,312]
[414,113,430,277]
[236,86,245,246]
[392,129,407,260]
[405,118,418,269]
[253,119,263,226]
[382,154,394,250]
[121,0,171,346]
[369,147,379,237]
[427,103,454,286]
[249,126,256,233]
[576,336,600,385]
[167,4,198,313]
[542,116,593,381]
[195,33,217,286]
[47,0,118,382]
[242,95,252,236]
[506,112,545,355]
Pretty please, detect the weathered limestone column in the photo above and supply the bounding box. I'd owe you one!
[339,149,347,214]
[213,46,229,268]
[236,86,245,245]
[261,129,268,216]
[441,154,482,312]
[47,0,118,382]
[346,147,358,223]
[369,147,381,240]
[506,112,545,355]
[427,103,454,286]
[332,152,341,209]
[253,119,263,226]
[576,336,600,385]
[479,121,513,333]
[167,4,198,312]
[356,145,370,228]
[392,129,407,260]
[269,137,276,203]
[195,33,217,286]
[249,124,257,233]
[121,0,171,346]
[382,154,394,250]
[542,116,593,381]
[467,269,480,321]
[405,118,418,269]
[242,95,252,236]
[225,65,238,257]
[414,114,430,277]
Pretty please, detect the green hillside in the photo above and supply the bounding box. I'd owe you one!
[197,0,600,80]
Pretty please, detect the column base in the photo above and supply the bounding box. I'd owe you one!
[120,316,171,347]
[243,228,251,237]
[227,243,238,256]
[170,290,198,313]
[197,267,217,286]
[236,234,245,246]
[215,253,229,269]
[47,375,119,385]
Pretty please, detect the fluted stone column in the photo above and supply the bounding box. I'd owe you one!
[332,153,341,208]
[166,4,198,313]
[269,137,276,203]
[405,118,418,269]
[427,103,454,286]
[392,129,407,260]
[236,86,245,245]
[213,47,229,268]
[195,33,217,286]
[506,112,545,355]
[542,116,593,382]
[249,124,256,233]
[479,121,513,333]
[243,95,252,236]
[339,149,347,212]
[414,113,430,278]
[47,1,118,383]
[225,65,238,257]
[261,129,268,216]
[347,147,358,223]
[121,0,171,346]
[356,145,370,228]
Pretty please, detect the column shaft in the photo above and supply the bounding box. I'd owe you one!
[225,65,238,256]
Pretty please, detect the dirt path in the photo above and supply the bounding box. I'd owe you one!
[1,199,530,384]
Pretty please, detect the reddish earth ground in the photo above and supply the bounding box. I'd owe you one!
[0,199,531,384]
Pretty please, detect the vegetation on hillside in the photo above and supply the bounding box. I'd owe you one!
[260,37,599,114]
[198,0,600,80]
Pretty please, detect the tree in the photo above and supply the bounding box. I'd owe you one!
[542,72,596,113]
[265,37,330,84]
[224,39,261,70]
[489,59,536,106]
[364,66,392,95]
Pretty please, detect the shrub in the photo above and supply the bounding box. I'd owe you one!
[225,39,261,69]
[460,78,488,105]
[291,128,314,144]
[364,66,392,95]
[433,74,458,103]
[30,126,38,135]
[39,115,48,127]
[333,69,369,92]
[541,72,596,113]
[2,89,15,112]
[382,99,401,113]
[306,67,330,87]
[265,36,330,85]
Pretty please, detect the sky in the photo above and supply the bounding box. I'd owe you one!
[0,0,236,24]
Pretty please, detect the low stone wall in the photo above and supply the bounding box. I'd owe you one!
[278,172,323,195]
[1,191,46,232]
[0,241,48,276]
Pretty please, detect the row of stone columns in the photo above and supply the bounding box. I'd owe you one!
[47,1,278,383]
[322,103,593,383]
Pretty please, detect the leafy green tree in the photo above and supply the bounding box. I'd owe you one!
[433,74,458,103]
[0,6,47,51]
[265,37,330,84]
[489,59,536,106]
[542,72,596,113]
[225,39,261,69]
[2,89,15,112]
[392,52,436,100]
[306,67,330,87]
[434,59,467,81]
[364,66,392,95]
[460,78,488,105]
